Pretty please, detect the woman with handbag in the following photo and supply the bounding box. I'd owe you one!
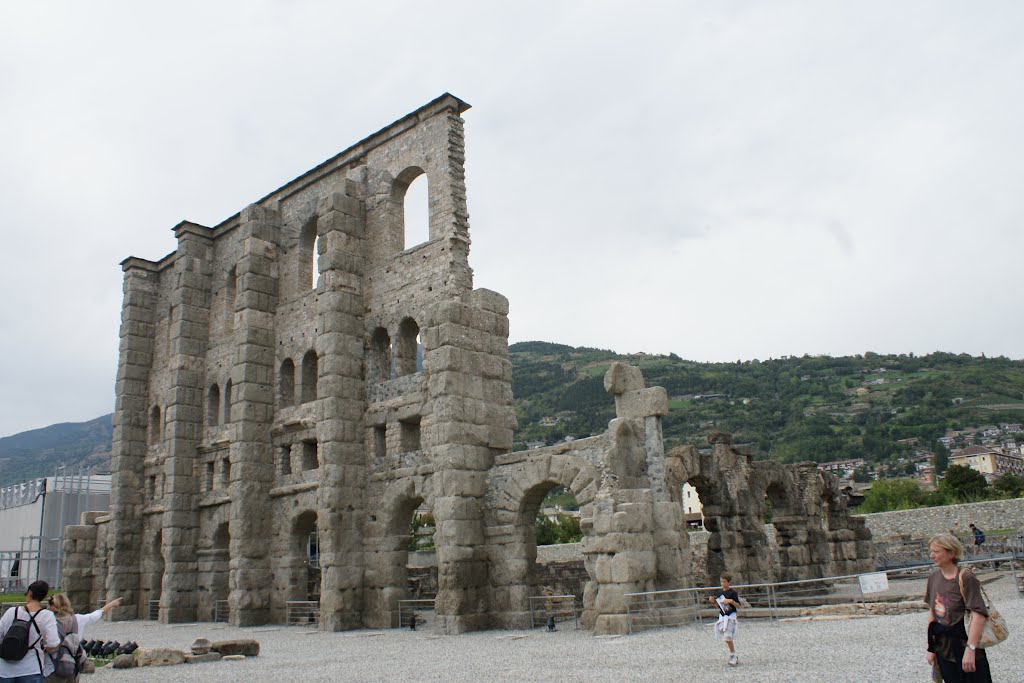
[925,533,991,682]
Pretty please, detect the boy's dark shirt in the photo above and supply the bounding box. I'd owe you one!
[715,588,739,616]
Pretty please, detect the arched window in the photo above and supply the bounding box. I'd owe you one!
[402,171,429,248]
[207,384,221,427]
[301,351,318,403]
[369,327,392,381]
[297,217,318,293]
[280,358,296,407]
[395,318,420,377]
[149,405,162,446]
[388,167,431,251]
[223,380,233,424]
[226,266,237,325]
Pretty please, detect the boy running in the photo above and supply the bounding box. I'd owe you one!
[709,573,740,666]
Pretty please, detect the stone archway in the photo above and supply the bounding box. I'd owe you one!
[196,518,230,622]
[139,526,164,620]
[271,508,320,623]
[816,472,873,577]
[363,477,433,628]
[665,445,731,585]
[485,451,600,629]
[757,470,805,583]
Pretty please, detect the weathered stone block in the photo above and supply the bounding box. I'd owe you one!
[135,648,188,667]
[211,639,260,657]
[190,638,213,655]
[185,652,223,663]
[112,654,137,668]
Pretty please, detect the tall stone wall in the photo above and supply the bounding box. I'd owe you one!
[859,498,1024,540]
[62,95,871,635]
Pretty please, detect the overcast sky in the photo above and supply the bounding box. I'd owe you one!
[1,1,1022,438]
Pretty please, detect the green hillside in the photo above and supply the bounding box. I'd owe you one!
[4,346,1023,485]
[0,415,113,485]
[510,343,1024,469]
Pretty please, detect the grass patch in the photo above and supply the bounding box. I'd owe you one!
[0,590,61,603]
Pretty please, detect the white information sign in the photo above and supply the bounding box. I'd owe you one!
[858,572,889,595]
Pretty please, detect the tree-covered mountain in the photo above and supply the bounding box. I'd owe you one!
[510,343,1024,469]
[0,415,113,485]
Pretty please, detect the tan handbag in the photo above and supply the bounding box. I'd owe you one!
[958,568,1010,648]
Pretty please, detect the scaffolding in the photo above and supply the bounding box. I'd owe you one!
[0,467,111,592]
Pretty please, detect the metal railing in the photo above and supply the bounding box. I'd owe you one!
[286,600,320,627]
[875,530,1024,570]
[626,556,1021,634]
[148,600,159,621]
[397,598,435,629]
[214,600,230,623]
[528,595,579,630]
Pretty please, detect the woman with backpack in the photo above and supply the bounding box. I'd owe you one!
[44,595,121,682]
[0,580,59,683]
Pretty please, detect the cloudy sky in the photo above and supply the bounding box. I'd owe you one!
[1,1,1022,438]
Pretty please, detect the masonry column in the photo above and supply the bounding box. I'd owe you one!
[228,204,280,625]
[709,438,772,585]
[106,259,159,619]
[314,182,368,630]
[158,222,213,622]
[424,289,517,633]
[581,364,667,635]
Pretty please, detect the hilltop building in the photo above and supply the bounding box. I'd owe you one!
[950,445,1024,481]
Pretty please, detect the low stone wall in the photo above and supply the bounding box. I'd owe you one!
[858,497,1024,540]
[535,561,590,601]
[536,542,582,564]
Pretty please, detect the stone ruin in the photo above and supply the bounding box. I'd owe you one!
[61,94,872,635]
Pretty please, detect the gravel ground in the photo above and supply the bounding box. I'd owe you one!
[83,573,1024,683]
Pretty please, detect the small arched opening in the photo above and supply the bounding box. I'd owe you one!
[301,350,318,403]
[297,217,319,293]
[391,166,430,250]
[395,318,420,377]
[225,266,237,329]
[279,358,296,407]
[207,384,221,427]
[223,380,233,424]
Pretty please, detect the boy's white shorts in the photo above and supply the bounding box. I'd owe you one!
[714,613,738,641]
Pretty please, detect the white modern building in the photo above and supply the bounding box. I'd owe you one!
[0,472,110,591]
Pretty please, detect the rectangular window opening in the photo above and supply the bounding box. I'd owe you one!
[219,458,231,490]
[399,419,421,453]
[280,445,293,476]
[302,441,319,471]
